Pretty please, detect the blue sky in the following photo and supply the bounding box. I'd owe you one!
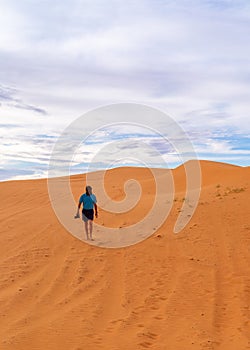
[0,0,250,180]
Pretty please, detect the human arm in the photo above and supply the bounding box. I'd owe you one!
[75,198,82,218]
[94,202,98,218]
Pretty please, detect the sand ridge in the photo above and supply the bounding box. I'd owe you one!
[0,160,249,349]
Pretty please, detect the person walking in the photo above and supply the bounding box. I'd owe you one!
[75,185,98,241]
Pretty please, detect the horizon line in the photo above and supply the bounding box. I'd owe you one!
[1,159,249,184]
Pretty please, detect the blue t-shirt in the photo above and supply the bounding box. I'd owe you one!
[79,193,97,210]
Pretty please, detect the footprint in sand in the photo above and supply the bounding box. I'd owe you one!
[138,341,153,348]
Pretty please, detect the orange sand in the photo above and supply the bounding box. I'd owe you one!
[0,160,249,349]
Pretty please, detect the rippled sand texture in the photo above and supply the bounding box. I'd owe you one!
[0,161,249,350]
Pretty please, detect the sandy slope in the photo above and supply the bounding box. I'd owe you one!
[0,160,249,350]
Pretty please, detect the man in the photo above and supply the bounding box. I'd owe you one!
[75,185,98,241]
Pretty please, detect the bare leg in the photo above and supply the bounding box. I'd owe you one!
[89,220,94,240]
[84,221,89,240]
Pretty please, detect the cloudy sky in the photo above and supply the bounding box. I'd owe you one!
[0,0,250,180]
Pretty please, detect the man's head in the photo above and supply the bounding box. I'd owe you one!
[86,185,92,195]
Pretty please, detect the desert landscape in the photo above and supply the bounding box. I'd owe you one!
[0,160,249,350]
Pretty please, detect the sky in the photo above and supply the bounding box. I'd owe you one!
[0,0,250,181]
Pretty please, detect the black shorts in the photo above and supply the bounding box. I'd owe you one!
[82,209,94,222]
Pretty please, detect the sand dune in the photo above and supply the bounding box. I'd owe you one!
[0,160,249,349]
